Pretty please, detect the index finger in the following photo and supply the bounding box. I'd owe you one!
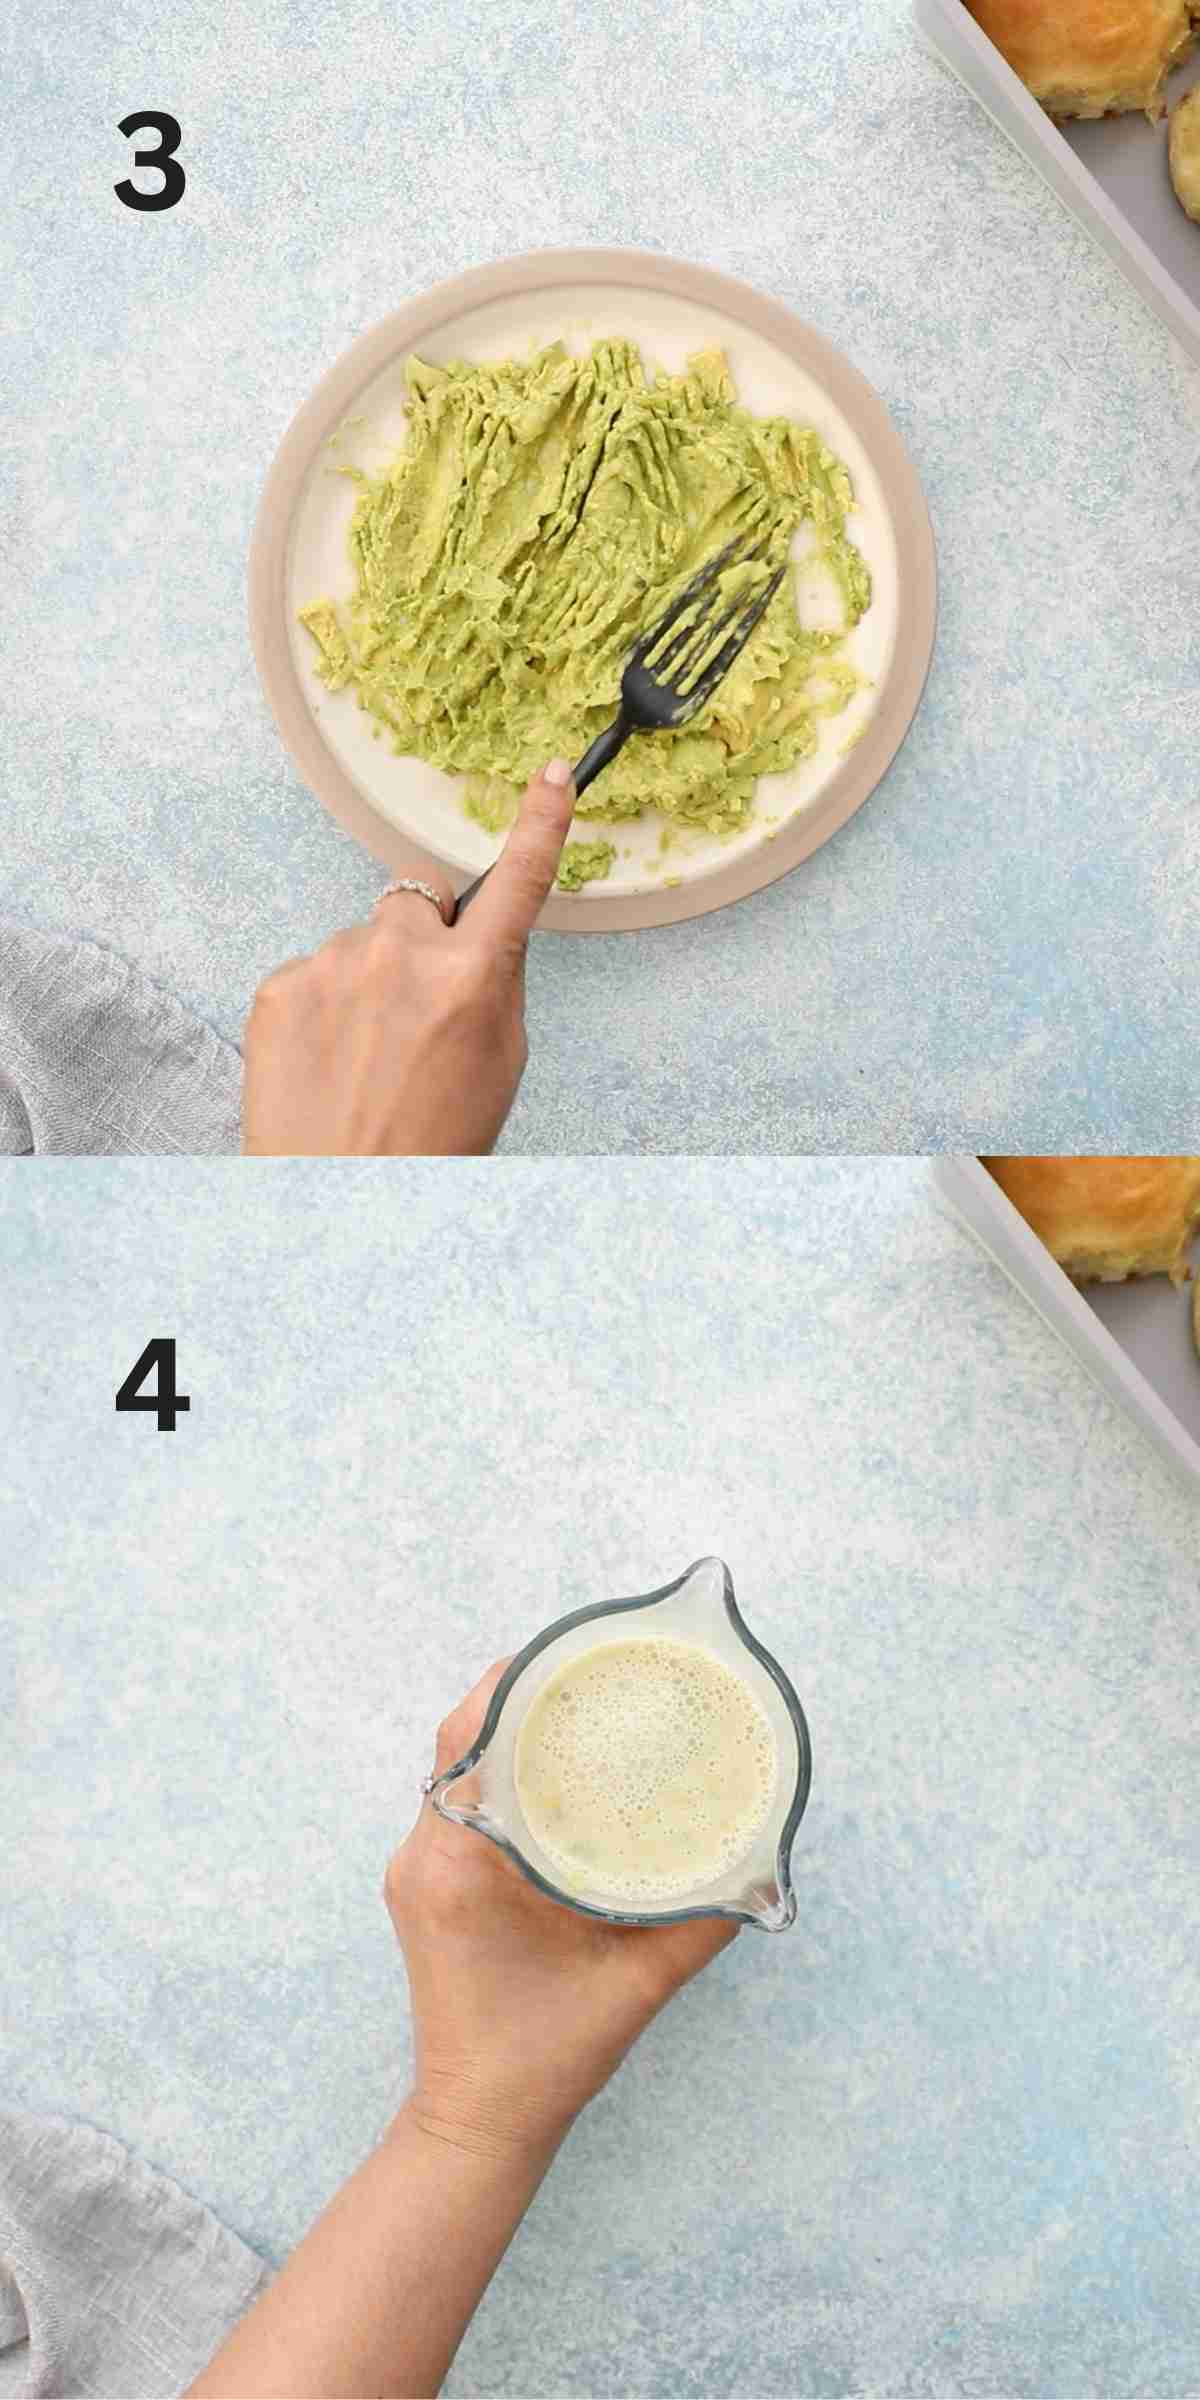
[432,1656,516,1777]
[464,761,576,949]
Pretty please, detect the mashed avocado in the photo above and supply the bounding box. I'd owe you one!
[555,838,616,891]
[299,339,871,863]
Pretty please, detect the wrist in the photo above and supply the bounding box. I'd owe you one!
[400,2069,574,2177]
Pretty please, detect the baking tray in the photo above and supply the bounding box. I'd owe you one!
[913,0,1200,368]
[931,1157,1200,1493]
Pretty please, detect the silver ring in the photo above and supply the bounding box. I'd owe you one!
[377,878,450,924]
[420,1772,437,1797]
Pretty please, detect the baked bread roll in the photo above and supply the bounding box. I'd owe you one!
[1170,83,1200,217]
[964,1,1195,120]
[984,1157,1200,1281]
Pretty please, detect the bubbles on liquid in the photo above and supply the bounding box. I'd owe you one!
[514,1635,778,1904]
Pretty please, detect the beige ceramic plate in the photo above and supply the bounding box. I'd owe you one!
[249,248,937,932]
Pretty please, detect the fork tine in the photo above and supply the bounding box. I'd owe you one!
[679,562,787,711]
[653,537,775,683]
[672,551,784,694]
[668,560,775,689]
[638,530,762,670]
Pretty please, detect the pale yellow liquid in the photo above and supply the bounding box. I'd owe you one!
[513,1635,778,1905]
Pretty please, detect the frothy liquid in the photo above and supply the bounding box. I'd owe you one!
[513,1635,777,1905]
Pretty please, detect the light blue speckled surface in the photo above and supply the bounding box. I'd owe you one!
[4,1157,1199,2394]
[3,0,1198,1152]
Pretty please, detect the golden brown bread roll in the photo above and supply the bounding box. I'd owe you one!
[1170,83,1200,216]
[984,1157,1200,1282]
[964,0,1195,120]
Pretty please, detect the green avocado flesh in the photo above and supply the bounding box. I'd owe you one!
[299,339,872,887]
[555,838,617,891]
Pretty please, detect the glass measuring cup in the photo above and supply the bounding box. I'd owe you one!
[429,1556,812,1930]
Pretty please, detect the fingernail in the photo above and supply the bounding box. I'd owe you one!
[543,758,574,787]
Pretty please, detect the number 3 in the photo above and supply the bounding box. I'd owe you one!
[115,112,185,212]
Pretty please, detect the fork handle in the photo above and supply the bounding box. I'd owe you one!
[453,714,629,922]
[573,712,630,798]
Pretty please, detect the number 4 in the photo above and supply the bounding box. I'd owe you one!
[115,1339,190,1432]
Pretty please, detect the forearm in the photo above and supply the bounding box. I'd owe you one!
[185,2100,559,2400]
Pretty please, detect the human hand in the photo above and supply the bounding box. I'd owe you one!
[240,762,575,1155]
[385,1662,739,2167]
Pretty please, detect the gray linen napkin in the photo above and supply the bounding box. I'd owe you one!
[0,924,241,1156]
[0,2112,270,2399]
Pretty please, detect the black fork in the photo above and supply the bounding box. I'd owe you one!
[453,531,787,920]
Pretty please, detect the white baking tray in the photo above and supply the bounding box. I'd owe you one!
[914,0,1200,368]
[931,1157,1200,1493]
